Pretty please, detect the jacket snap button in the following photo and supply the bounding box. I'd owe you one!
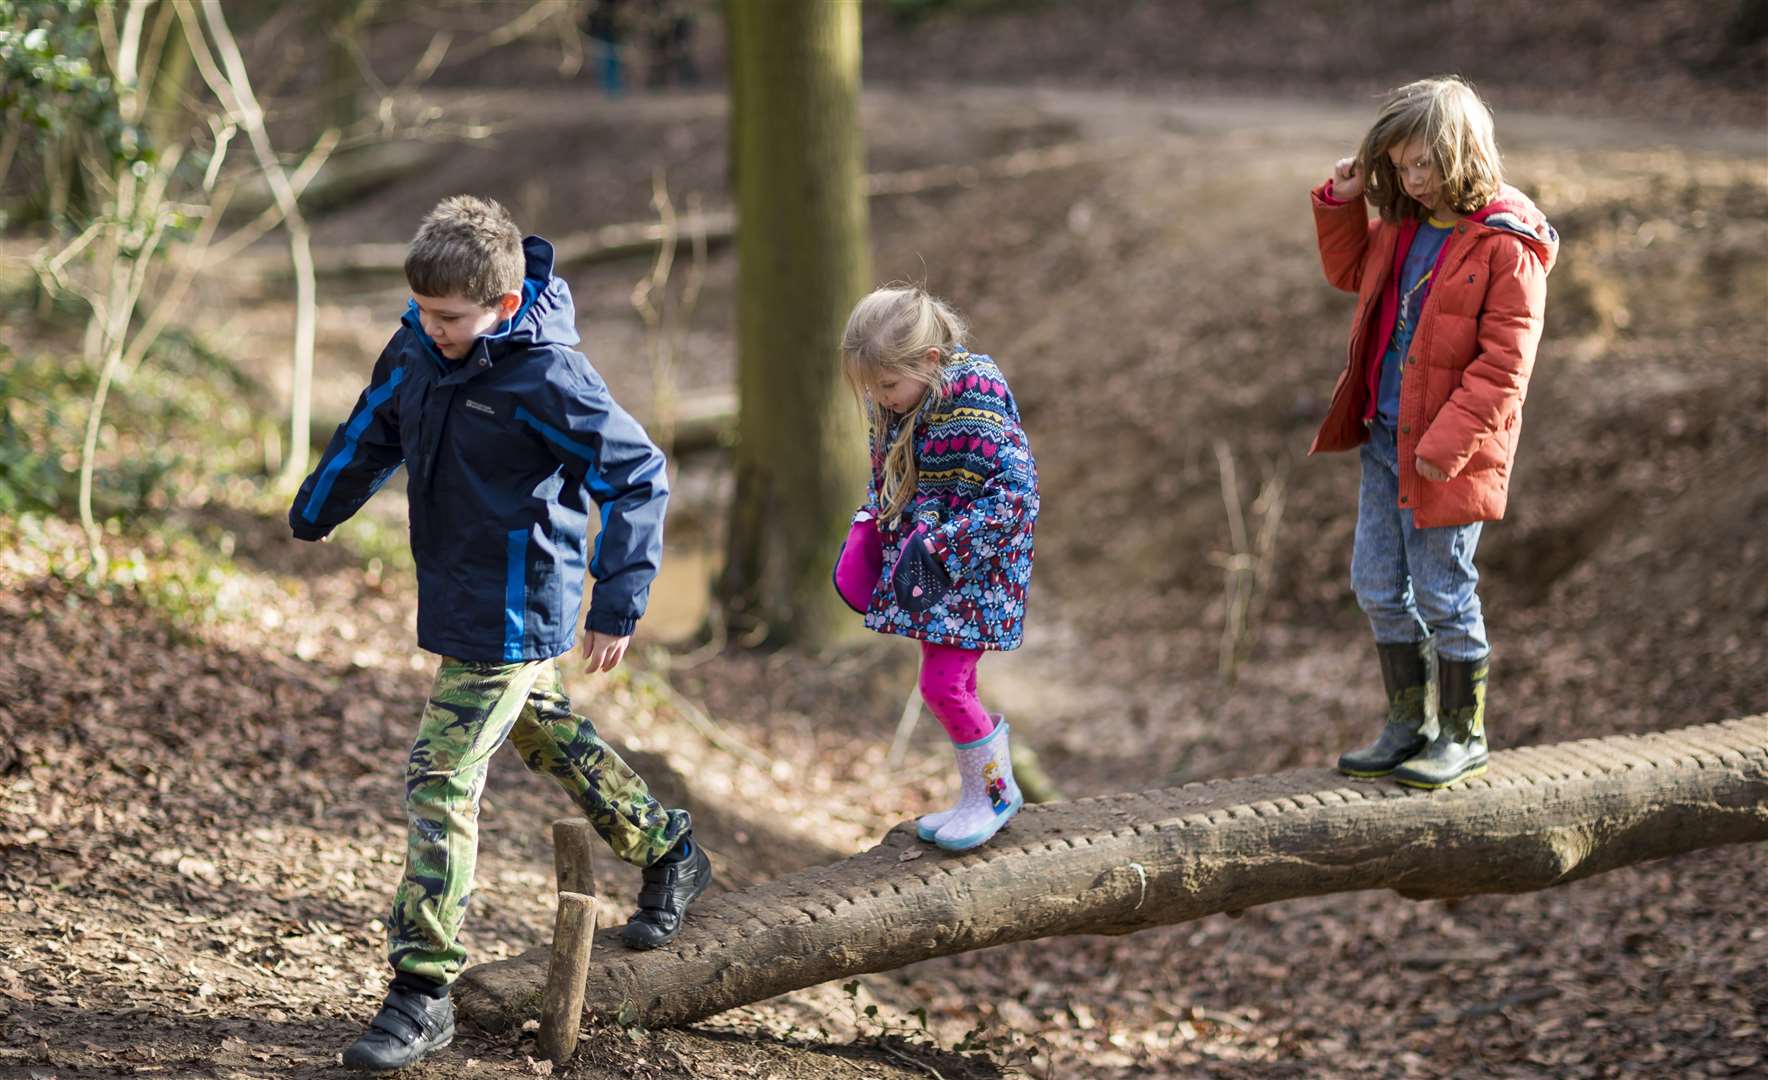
[478,358,489,368]
[1400,496,1409,504]
[1401,425,1411,434]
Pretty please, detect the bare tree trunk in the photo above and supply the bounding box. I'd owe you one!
[717,0,871,646]
[456,716,1768,1032]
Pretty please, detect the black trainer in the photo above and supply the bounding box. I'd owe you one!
[341,980,455,1072]
[622,836,712,950]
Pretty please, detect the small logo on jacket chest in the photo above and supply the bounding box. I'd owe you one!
[463,398,496,417]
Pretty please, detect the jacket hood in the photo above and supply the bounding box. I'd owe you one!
[1467,185,1558,273]
[401,235,581,360]
[495,236,581,351]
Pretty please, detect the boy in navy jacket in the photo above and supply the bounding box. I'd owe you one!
[289,196,711,1072]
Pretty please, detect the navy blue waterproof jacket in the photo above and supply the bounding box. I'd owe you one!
[288,237,668,662]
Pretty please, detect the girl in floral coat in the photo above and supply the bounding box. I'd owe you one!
[832,285,1039,851]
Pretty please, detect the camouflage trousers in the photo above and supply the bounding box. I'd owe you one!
[388,656,689,986]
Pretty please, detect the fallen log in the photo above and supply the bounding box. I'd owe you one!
[455,716,1768,1032]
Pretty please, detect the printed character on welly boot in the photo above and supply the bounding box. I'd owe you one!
[1307,77,1557,788]
[983,762,1010,813]
[831,284,1040,851]
[288,196,712,1073]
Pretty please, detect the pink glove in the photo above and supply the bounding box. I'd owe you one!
[832,516,884,613]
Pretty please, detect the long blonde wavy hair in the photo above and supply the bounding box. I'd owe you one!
[841,285,970,525]
[1357,76,1504,223]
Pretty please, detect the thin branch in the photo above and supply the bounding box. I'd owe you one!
[552,2,586,77]
[631,169,680,453]
[196,127,338,266]
[123,181,233,372]
[481,1,566,52]
[134,0,179,120]
[80,175,178,560]
[626,667,775,775]
[876,1041,946,1080]
[112,1,152,121]
[182,0,322,493]
[393,32,454,95]
[37,219,108,287]
[886,663,924,769]
[1214,440,1247,681]
[93,0,122,81]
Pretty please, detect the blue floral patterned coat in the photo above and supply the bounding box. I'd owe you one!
[861,350,1038,650]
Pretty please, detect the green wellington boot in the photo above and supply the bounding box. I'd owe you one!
[1337,639,1434,777]
[1393,655,1490,789]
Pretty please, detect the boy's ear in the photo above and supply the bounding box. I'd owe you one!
[496,291,522,319]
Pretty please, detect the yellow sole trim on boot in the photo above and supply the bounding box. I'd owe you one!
[1394,762,1488,790]
[1338,765,1399,778]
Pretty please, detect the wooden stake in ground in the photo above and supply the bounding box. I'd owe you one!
[537,891,597,1064]
[553,818,598,899]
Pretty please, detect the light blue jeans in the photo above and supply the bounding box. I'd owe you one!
[1351,423,1489,662]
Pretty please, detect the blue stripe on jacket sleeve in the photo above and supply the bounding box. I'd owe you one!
[301,367,406,524]
[504,528,529,661]
[513,405,618,499]
[514,401,652,616]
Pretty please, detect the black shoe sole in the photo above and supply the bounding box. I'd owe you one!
[342,1031,453,1073]
[1338,765,1399,778]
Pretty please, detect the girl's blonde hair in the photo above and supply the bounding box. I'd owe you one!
[1357,76,1504,223]
[841,285,970,525]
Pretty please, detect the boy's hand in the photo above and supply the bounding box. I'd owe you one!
[1332,157,1364,200]
[1415,456,1449,483]
[581,630,631,673]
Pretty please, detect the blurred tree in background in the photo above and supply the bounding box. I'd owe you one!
[720,0,871,647]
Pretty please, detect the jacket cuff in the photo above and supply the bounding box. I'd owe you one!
[925,530,964,585]
[289,520,331,542]
[586,609,638,637]
[1314,178,1354,207]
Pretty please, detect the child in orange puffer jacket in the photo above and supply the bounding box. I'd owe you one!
[1309,76,1558,789]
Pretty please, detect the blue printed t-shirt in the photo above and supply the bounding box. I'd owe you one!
[1375,216,1456,429]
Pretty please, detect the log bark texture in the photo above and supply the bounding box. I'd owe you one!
[456,717,1768,1032]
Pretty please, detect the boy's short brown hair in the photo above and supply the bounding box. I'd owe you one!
[1357,76,1504,223]
[404,195,525,307]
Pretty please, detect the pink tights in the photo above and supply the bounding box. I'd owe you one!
[838,518,995,745]
[919,643,995,745]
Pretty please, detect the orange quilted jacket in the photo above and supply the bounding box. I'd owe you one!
[1309,180,1558,527]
